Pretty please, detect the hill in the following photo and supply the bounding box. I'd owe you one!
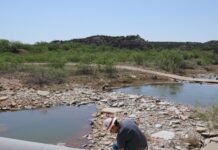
[51,35,218,51]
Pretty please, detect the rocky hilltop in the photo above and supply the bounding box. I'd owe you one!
[72,35,147,49]
[51,35,148,49]
[51,35,218,51]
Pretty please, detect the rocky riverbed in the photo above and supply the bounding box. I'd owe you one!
[0,78,218,150]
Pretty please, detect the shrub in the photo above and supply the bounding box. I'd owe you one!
[68,53,81,62]
[80,54,95,64]
[132,53,144,65]
[0,39,10,52]
[98,62,117,78]
[0,60,21,73]
[26,67,66,86]
[0,40,29,53]
[157,50,183,72]
[196,59,203,66]
[180,60,196,69]
[48,58,66,69]
[75,63,95,75]
[212,55,218,65]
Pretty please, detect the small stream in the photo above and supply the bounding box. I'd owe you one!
[0,104,96,145]
[114,83,218,105]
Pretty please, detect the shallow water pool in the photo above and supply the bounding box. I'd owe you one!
[0,104,96,144]
[114,83,218,105]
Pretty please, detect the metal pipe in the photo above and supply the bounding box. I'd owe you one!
[0,137,84,150]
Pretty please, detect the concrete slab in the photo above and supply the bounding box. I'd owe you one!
[0,137,84,150]
[202,142,218,150]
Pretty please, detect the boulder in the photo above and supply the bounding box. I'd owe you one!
[196,127,207,133]
[101,108,123,114]
[151,131,175,140]
[37,90,50,96]
[0,96,8,101]
[201,132,218,138]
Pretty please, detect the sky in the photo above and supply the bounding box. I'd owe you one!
[0,0,218,43]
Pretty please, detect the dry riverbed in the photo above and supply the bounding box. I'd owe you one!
[0,77,218,150]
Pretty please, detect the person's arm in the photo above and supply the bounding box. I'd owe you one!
[117,129,129,149]
[117,137,125,149]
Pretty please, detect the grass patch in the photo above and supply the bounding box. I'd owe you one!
[191,105,218,129]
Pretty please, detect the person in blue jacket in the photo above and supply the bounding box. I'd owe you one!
[104,117,148,150]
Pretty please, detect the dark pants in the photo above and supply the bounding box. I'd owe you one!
[112,142,147,150]
[112,143,119,150]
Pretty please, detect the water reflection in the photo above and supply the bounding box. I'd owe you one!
[150,84,183,96]
[0,104,96,144]
[115,83,218,105]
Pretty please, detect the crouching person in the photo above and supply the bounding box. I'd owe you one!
[104,117,148,150]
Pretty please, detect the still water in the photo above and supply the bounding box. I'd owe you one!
[114,83,218,105]
[0,104,96,144]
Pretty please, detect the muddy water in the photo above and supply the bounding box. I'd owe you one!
[114,83,218,105]
[0,104,96,145]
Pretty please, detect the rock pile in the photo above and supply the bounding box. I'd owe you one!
[86,93,204,150]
